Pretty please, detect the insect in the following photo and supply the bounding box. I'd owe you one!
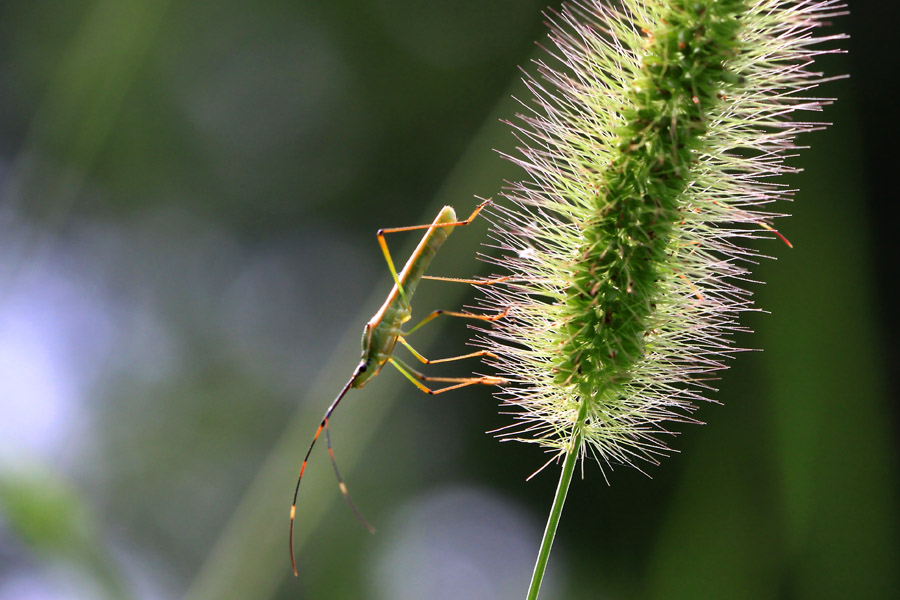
[289,199,508,576]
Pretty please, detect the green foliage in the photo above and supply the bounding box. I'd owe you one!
[0,467,127,598]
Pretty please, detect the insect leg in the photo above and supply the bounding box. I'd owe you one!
[388,357,505,394]
[375,199,493,308]
[421,274,512,285]
[397,335,498,364]
[404,306,510,336]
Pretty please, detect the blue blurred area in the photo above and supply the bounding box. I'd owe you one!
[0,1,895,599]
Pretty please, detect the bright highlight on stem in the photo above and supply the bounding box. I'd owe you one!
[474,0,844,596]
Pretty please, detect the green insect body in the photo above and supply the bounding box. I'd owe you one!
[289,201,506,577]
[355,206,458,388]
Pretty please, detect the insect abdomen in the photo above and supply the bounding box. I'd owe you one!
[395,206,456,301]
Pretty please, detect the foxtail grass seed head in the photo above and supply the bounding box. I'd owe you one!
[478,0,845,475]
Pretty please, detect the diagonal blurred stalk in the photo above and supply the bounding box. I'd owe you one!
[183,75,530,600]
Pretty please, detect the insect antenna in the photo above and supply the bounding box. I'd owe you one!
[289,362,373,577]
[325,420,376,533]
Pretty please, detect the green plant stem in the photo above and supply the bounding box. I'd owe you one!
[526,400,588,600]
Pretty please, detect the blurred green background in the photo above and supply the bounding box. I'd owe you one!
[0,1,895,599]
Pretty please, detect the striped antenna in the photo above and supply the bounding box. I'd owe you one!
[289,362,374,577]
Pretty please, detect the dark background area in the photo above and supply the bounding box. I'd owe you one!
[0,1,895,599]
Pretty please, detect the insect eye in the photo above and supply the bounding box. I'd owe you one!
[358,362,368,373]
